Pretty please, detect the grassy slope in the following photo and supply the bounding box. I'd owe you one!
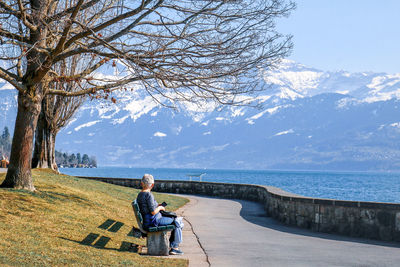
[0,169,189,266]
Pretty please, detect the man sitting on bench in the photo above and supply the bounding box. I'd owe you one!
[136,174,184,255]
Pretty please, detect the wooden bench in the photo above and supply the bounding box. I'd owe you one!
[132,200,175,256]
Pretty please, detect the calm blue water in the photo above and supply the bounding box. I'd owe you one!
[60,167,400,203]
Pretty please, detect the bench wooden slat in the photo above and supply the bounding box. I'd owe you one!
[132,200,147,234]
[148,225,175,232]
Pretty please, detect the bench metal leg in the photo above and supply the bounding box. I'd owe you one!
[147,231,170,256]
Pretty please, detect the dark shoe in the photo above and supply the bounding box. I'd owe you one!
[169,248,184,255]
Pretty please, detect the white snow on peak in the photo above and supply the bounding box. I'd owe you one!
[255,95,272,103]
[274,129,294,136]
[362,74,400,103]
[92,72,124,82]
[275,59,308,70]
[336,97,360,109]
[154,131,167,137]
[277,87,304,100]
[342,72,351,77]
[390,122,400,128]
[335,90,349,95]
[230,107,245,117]
[362,93,399,104]
[178,100,218,122]
[246,104,289,124]
[249,110,267,121]
[180,100,217,113]
[263,68,324,95]
[74,120,100,131]
[112,115,129,125]
[260,60,400,104]
[98,105,120,119]
[124,95,158,122]
[367,74,400,91]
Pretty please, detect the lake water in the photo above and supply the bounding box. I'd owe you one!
[60,167,400,204]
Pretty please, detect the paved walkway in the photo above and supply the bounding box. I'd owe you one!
[0,168,6,173]
[175,195,400,267]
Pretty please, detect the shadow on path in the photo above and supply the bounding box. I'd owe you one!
[237,199,400,249]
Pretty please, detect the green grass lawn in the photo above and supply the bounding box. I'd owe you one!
[0,169,189,266]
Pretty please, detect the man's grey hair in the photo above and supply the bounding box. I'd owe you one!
[141,174,154,187]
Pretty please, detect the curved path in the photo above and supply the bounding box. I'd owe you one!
[175,195,400,267]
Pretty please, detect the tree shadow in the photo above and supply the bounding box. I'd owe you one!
[237,199,400,249]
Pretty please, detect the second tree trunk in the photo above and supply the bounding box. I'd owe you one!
[32,108,59,172]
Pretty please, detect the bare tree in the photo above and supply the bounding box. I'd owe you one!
[0,0,295,190]
[32,92,85,172]
[32,57,86,172]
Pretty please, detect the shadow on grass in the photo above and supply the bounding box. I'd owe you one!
[98,219,124,233]
[98,219,115,230]
[60,234,141,253]
[127,226,145,238]
[59,219,142,252]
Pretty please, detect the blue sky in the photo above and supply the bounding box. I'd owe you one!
[277,0,400,74]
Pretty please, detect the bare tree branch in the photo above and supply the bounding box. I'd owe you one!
[63,0,156,49]
[47,75,150,97]
[17,0,37,31]
[53,0,85,55]
[0,66,24,92]
[45,0,101,23]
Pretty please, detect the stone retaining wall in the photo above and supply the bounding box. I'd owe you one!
[79,176,400,242]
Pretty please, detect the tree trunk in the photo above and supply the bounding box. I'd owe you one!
[32,104,59,172]
[0,92,42,191]
[48,132,58,172]
[32,108,49,169]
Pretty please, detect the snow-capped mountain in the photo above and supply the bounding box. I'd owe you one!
[1,60,400,171]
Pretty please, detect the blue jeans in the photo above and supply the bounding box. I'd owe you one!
[158,216,182,248]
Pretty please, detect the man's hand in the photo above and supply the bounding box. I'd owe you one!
[151,205,165,215]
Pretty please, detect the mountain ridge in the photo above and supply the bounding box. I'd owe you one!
[1,60,400,170]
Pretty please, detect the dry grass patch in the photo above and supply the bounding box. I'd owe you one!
[0,169,188,266]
